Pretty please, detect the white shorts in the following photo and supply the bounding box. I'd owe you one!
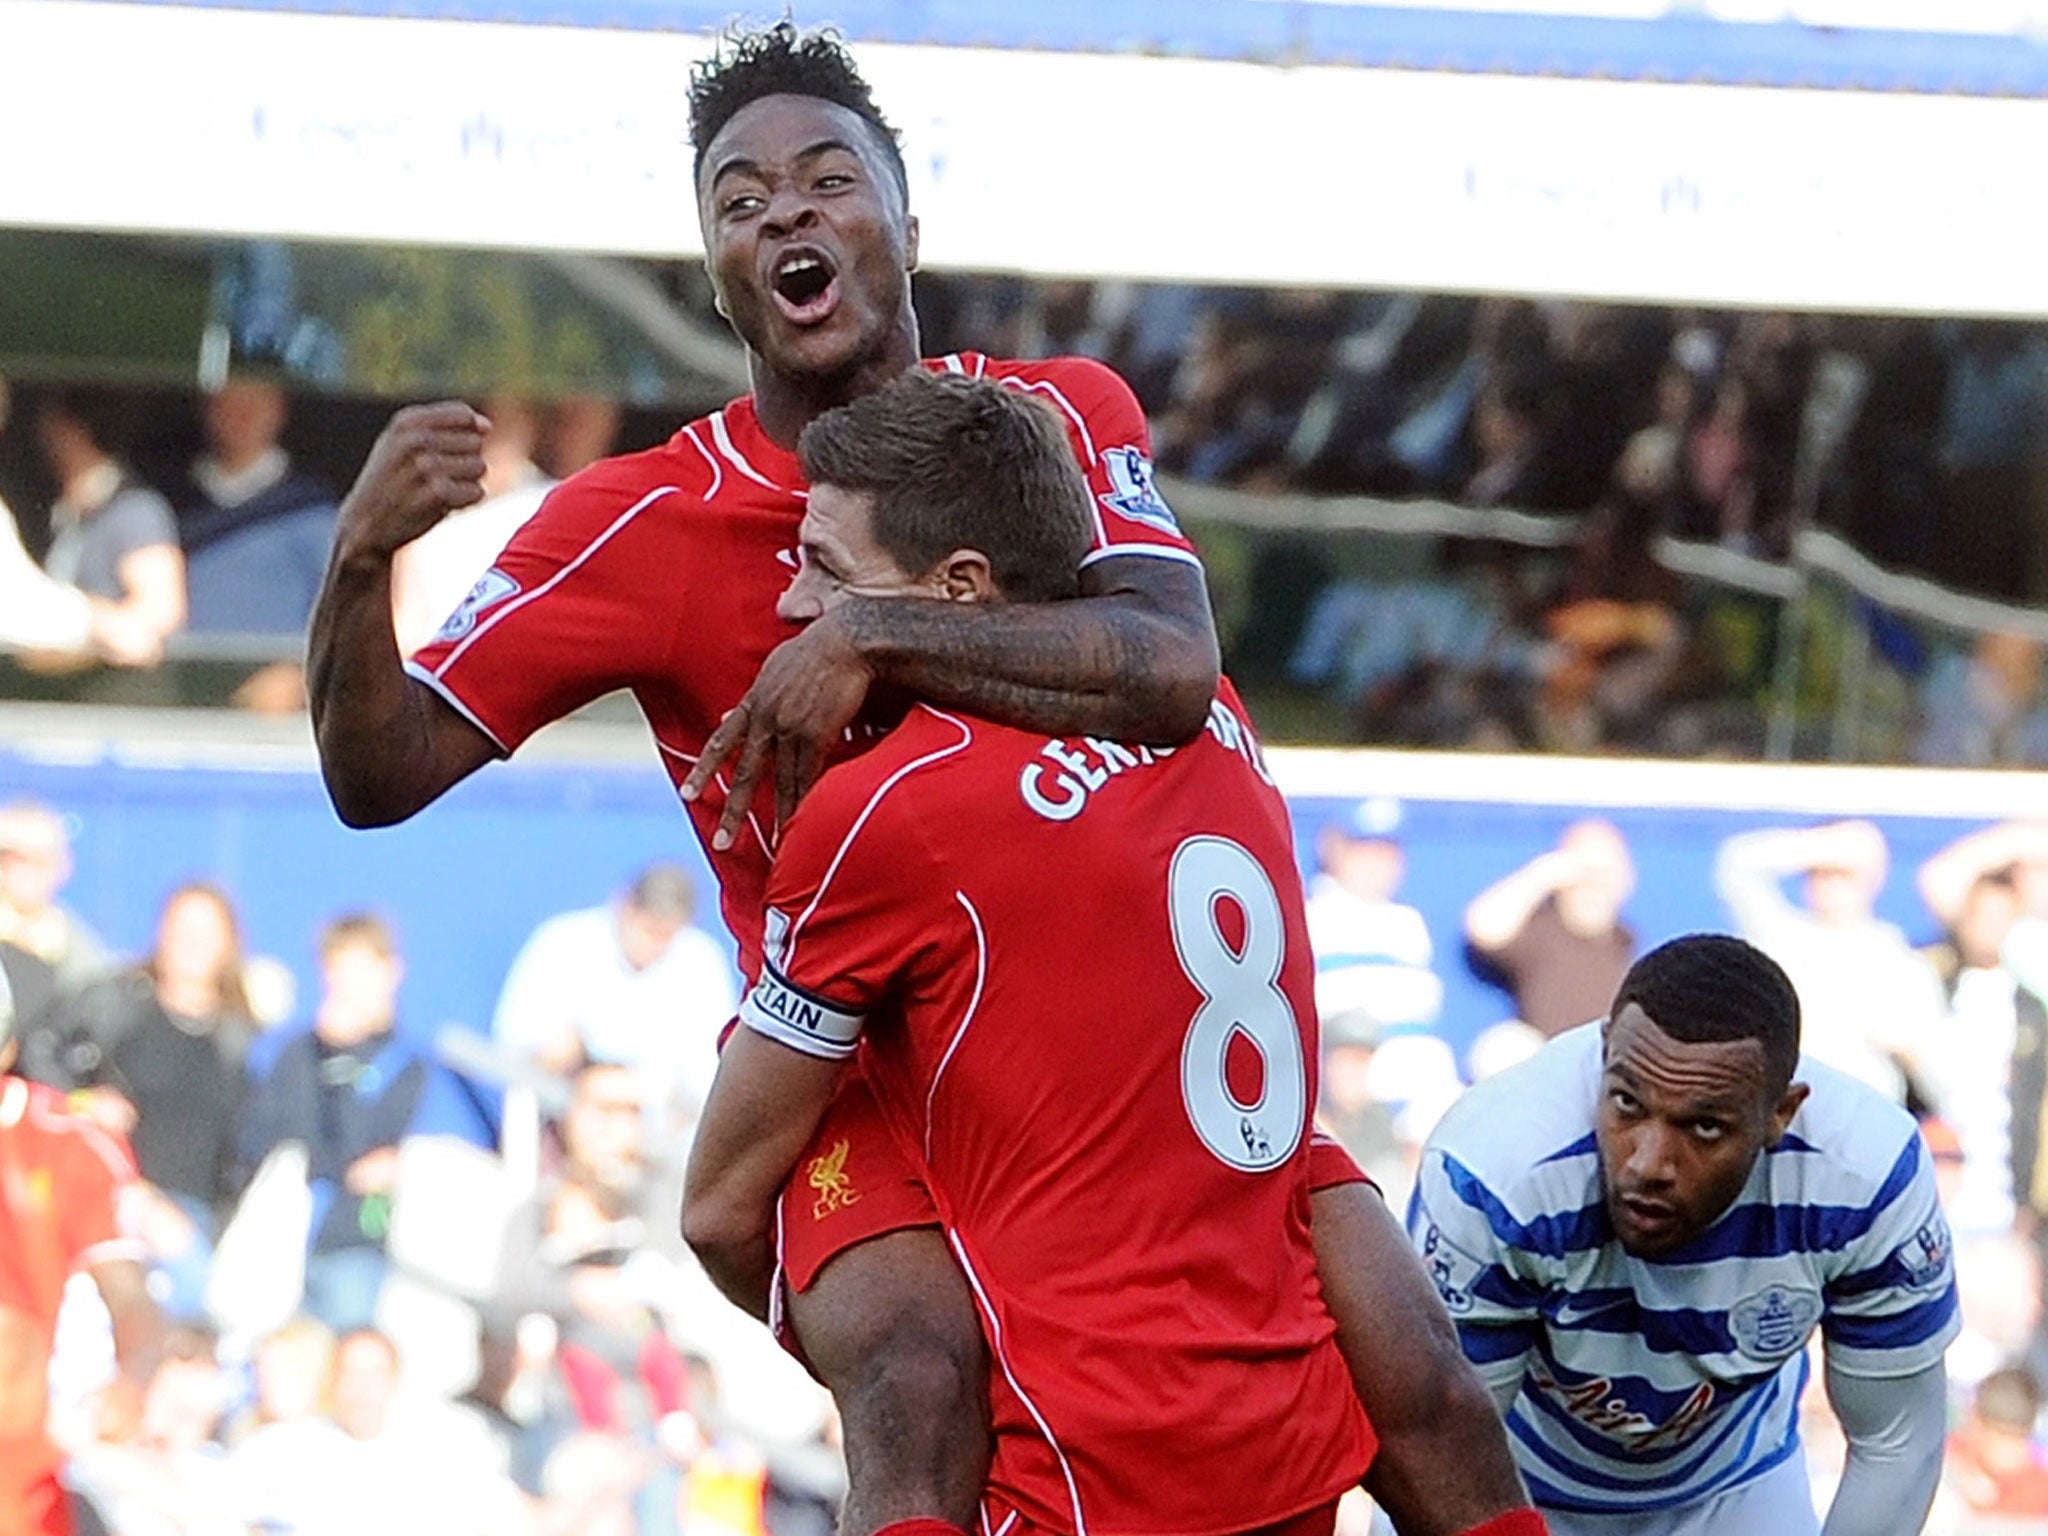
[1542,1453,1819,1536]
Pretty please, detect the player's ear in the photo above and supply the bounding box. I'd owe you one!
[1768,1080,1809,1143]
[934,549,996,603]
[904,215,920,274]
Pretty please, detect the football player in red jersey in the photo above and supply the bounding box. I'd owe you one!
[686,371,1541,1536]
[0,967,163,1536]
[306,23,1531,1536]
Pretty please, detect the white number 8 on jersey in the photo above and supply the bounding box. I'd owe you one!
[1169,835,1308,1173]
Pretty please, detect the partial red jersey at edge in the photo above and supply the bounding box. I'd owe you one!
[402,354,1200,986]
[744,683,1375,1536]
[0,1077,141,1536]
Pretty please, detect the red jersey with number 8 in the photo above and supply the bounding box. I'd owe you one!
[740,682,1375,1536]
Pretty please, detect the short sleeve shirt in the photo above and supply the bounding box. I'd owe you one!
[45,480,178,600]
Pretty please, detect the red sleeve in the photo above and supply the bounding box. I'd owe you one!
[1308,1129,1378,1197]
[737,741,950,1060]
[56,1118,139,1272]
[993,356,1202,569]
[403,474,682,754]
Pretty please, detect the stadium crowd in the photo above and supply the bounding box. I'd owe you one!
[4,777,2048,1532]
[6,269,2048,765]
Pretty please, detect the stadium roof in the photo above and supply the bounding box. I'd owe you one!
[85,0,2048,96]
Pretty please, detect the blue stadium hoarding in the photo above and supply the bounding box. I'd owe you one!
[62,0,2048,96]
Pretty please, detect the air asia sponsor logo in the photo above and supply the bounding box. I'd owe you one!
[1729,1285,1823,1361]
[1528,1370,1718,1451]
[1098,446,1180,534]
[807,1139,859,1219]
[432,568,520,643]
[1895,1212,1953,1290]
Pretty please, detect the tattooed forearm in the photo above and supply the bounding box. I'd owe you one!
[838,559,1219,744]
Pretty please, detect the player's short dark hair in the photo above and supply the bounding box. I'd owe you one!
[688,21,907,197]
[797,371,1091,604]
[1608,933,1802,1095]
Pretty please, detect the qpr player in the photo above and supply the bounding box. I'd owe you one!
[1409,934,1958,1536]
[684,370,1543,1536]
[310,22,1532,1536]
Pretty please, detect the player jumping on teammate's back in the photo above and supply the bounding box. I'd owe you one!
[308,22,1536,1536]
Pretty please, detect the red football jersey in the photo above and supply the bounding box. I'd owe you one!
[0,1078,138,1345]
[405,353,1199,985]
[741,685,1375,1536]
[0,1076,141,1536]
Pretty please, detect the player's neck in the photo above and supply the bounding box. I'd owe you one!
[748,332,922,449]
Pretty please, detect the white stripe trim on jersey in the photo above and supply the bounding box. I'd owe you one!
[428,485,679,675]
[654,737,773,860]
[994,375,1098,468]
[923,891,989,1163]
[1078,542,1205,571]
[948,1228,1090,1536]
[981,1509,1017,1536]
[768,1197,788,1343]
[680,422,723,502]
[709,409,787,493]
[781,707,975,973]
[75,1238,148,1269]
[404,660,513,755]
[941,354,966,375]
[26,1085,134,1181]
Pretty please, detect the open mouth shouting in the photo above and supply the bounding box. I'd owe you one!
[771,246,841,326]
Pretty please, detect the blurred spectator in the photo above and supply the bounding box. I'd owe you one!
[237,912,429,1333]
[491,1059,693,1535]
[540,394,624,481]
[1315,1014,1404,1200]
[1930,322,2048,603]
[1302,796,1442,1038]
[1919,822,2048,1375]
[54,883,256,1322]
[1917,629,2048,769]
[32,386,185,669]
[1713,819,1945,1100]
[1286,571,1543,750]
[321,1326,532,1536]
[491,863,737,1124]
[389,395,555,658]
[1675,368,1757,550]
[1462,818,1638,1037]
[222,1315,353,1531]
[170,371,340,713]
[0,799,112,998]
[1610,356,1705,526]
[0,963,165,1536]
[1532,500,1692,753]
[0,375,100,664]
[65,1323,241,1536]
[1460,359,1565,511]
[1937,1366,2048,1525]
[1913,840,2047,1239]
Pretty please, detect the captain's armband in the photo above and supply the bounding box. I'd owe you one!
[738,964,864,1060]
